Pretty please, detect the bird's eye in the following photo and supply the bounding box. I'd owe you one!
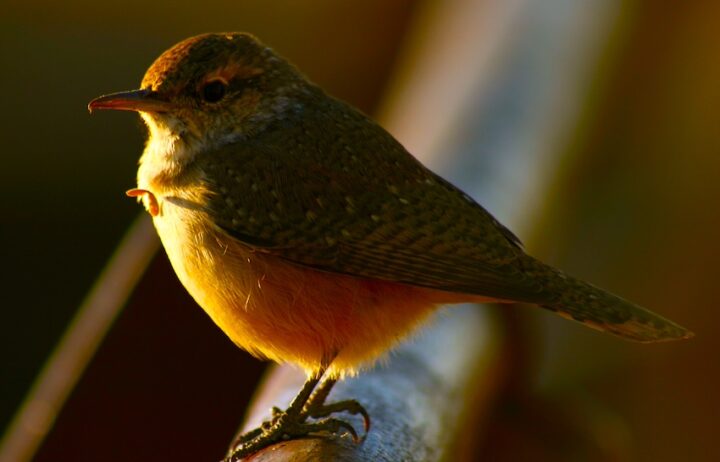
[201,80,227,103]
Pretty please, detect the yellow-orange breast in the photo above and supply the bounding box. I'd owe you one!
[148,192,480,377]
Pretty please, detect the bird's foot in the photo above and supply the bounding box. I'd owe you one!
[303,398,370,434]
[224,399,369,461]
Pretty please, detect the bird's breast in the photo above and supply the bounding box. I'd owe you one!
[143,191,467,377]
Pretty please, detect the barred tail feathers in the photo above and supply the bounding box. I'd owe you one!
[524,258,693,343]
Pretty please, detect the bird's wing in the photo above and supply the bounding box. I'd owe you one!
[201,111,549,303]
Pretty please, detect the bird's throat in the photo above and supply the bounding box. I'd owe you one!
[138,112,197,191]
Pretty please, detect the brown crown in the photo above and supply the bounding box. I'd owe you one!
[140,33,270,95]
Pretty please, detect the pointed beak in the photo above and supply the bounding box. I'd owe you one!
[88,89,172,113]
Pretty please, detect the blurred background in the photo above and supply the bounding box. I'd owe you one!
[1,0,718,461]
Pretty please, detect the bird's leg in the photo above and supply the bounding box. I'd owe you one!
[125,188,159,216]
[226,373,320,456]
[301,378,371,435]
[225,367,368,461]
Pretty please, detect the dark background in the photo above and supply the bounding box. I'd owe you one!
[2,1,719,461]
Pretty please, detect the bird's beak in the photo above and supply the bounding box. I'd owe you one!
[88,89,172,113]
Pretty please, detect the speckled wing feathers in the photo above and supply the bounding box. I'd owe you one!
[203,124,548,303]
[200,95,691,342]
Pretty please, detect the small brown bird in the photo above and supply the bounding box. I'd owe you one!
[89,32,691,460]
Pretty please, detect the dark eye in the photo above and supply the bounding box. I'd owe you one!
[201,80,227,103]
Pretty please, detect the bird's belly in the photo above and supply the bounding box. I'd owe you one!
[151,205,264,354]
[151,202,467,377]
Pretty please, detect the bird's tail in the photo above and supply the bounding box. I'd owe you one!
[523,257,693,343]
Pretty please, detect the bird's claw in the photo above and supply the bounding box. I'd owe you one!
[303,399,371,435]
[224,401,368,461]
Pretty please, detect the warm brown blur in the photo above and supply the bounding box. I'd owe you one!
[2,1,718,461]
[486,2,720,461]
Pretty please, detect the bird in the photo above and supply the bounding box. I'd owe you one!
[88,32,692,460]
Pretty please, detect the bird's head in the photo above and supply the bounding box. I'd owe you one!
[89,33,309,152]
